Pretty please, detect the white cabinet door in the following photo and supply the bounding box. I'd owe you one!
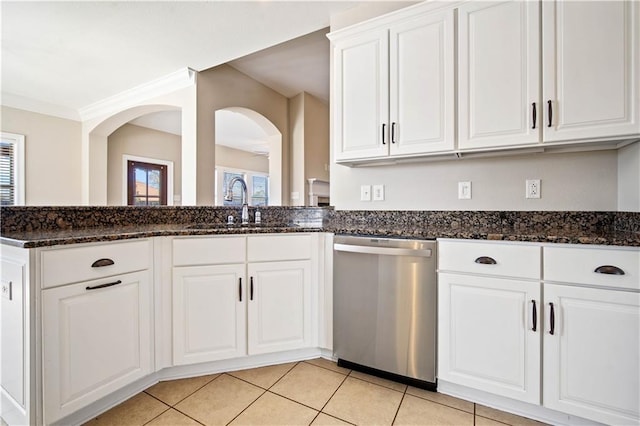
[543,284,640,425]
[247,260,311,355]
[543,1,640,142]
[458,1,540,149]
[389,9,455,155]
[1,259,26,417]
[173,264,246,365]
[438,273,541,404]
[333,29,389,161]
[42,270,152,424]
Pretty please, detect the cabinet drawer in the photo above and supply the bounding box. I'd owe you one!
[173,236,246,266]
[544,245,639,291]
[40,239,151,289]
[438,240,541,279]
[248,234,312,262]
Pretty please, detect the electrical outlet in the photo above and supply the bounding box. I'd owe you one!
[458,181,472,200]
[1,281,11,300]
[373,184,385,201]
[360,185,372,201]
[526,179,541,199]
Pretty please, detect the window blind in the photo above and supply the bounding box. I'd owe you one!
[0,141,15,205]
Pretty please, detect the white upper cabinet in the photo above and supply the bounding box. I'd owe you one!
[331,5,455,161]
[333,30,389,161]
[389,10,455,155]
[458,1,540,149]
[542,1,640,142]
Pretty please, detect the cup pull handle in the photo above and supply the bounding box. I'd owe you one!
[91,258,114,268]
[474,256,497,265]
[594,265,625,275]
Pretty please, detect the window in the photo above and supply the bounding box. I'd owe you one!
[127,160,167,206]
[0,132,25,206]
[215,167,269,206]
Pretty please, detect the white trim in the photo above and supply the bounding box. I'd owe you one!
[122,154,174,206]
[1,131,25,205]
[1,92,81,121]
[79,68,196,122]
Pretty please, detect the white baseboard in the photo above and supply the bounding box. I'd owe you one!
[438,380,602,426]
[53,348,326,426]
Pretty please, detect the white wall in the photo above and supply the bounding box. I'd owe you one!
[107,123,182,205]
[197,64,289,205]
[331,150,619,211]
[215,144,269,173]
[290,92,330,206]
[1,106,83,205]
[618,141,640,212]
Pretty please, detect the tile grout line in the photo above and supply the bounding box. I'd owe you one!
[139,404,171,426]
[303,359,351,376]
[224,386,268,426]
[390,392,407,426]
[266,361,300,391]
[317,373,355,425]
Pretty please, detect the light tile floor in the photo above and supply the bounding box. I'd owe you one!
[84,359,546,426]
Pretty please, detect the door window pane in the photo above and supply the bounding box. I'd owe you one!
[128,160,167,206]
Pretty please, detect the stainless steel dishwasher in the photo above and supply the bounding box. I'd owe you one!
[333,235,437,389]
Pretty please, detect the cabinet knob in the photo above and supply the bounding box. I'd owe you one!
[594,265,625,275]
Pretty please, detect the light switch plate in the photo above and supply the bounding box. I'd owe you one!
[373,184,385,201]
[458,181,472,200]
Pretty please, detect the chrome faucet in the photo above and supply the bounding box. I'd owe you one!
[224,177,249,224]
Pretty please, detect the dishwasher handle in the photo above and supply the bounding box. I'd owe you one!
[334,243,432,257]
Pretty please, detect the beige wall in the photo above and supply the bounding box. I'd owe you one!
[618,141,640,212]
[215,144,269,173]
[106,123,181,205]
[1,106,82,205]
[331,150,620,211]
[289,92,330,206]
[196,64,289,205]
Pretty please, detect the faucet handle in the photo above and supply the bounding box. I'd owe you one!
[227,215,234,225]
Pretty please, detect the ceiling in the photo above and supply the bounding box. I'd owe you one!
[1,1,412,152]
[1,1,359,117]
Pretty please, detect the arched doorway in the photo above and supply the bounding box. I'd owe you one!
[215,107,283,205]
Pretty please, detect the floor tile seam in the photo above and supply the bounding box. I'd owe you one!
[223,388,268,426]
[345,374,406,394]
[156,374,223,408]
[320,375,351,414]
[226,371,273,391]
[474,413,517,426]
[390,391,407,426]
[404,390,475,415]
[144,405,206,426]
[140,404,171,426]
[264,389,323,414]
[303,359,350,376]
[317,411,357,426]
[266,361,301,391]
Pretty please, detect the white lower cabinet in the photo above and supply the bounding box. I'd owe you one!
[439,239,640,425]
[42,270,152,424]
[438,273,540,404]
[247,260,311,355]
[171,234,316,366]
[543,284,640,425]
[172,264,246,365]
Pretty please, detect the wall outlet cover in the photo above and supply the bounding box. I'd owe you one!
[360,185,372,201]
[373,184,385,201]
[526,179,541,199]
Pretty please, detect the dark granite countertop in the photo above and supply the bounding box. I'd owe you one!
[0,223,323,248]
[1,207,638,248]
[2,223,639,248]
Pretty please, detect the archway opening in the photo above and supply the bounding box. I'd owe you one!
[214,107,282,206]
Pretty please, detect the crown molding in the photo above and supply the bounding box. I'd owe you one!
[0,92,81,121]
[78,67,196,122]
